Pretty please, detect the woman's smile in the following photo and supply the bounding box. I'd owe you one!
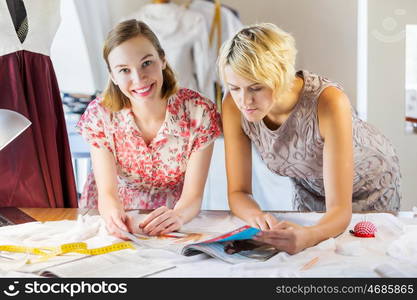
[131,82,155,97]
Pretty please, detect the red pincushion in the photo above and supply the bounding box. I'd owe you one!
[349,221,377,238]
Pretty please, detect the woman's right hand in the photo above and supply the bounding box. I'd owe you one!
[98,198,131,239]
[247,212,279,230]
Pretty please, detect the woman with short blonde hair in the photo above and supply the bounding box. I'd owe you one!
[219,23,297,98]
[220,23,401,255]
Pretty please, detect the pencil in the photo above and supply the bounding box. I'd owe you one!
[300,256,319,271]
[160,234,180,238]
[159,232,187,238]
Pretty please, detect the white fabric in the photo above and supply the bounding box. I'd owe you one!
[124,3,214,100]
[386,225,417,264]
[374,264,410,278]
[375,222,417,277]
[188,0,243,83]
[1,212,416,277]
[73,0,112,92]
[0,0,61,57]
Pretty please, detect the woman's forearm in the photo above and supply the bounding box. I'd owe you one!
[228,191,263,222]
[96,184,120,211]
[90,146,120,208]
[307,206,352,246]
[173,196,203,224]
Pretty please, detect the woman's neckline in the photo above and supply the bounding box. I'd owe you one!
[126,94,174,147]
[259,70,307,134]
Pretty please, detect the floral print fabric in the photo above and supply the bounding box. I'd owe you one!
[76,88,221,209]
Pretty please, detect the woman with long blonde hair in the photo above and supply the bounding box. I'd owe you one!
[77,20,221,238]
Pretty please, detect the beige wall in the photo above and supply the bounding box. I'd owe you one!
[222,0,358,106]
[107,0,146,23]
[367,0,417,209]
[108,0,358,104]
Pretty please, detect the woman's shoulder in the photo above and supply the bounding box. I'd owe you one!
[173,88,218,112]
[78,97,115,127]
[299,70,344,96]
[83,97,113,116]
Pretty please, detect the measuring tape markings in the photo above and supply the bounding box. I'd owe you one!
[0,242,136,264]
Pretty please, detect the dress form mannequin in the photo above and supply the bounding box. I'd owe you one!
[0,0,78,207]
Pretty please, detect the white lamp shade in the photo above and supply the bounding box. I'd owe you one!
[0,109,32,151]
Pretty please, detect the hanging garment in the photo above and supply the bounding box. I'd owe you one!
[201,0,240,18]
[0,0,78,207]
[188,0,242,81]
[72,0,112,92]
[124,3,214,100]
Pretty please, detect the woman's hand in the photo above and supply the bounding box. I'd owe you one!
[98,198,132,239]
[247,212,280,230]
[253,221,313,255]
[139,206,184,236]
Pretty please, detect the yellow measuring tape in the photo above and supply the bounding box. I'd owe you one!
[0,241,135,264]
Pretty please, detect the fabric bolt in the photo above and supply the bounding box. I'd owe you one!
[241,70,401,212]
[0,0,78,207]
[123,3,214,100]
[76,88,221,209]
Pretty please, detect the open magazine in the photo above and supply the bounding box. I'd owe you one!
[125,225,279,264]
[181,225,279,264]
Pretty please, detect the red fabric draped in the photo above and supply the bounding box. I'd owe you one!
[0,50,78,207]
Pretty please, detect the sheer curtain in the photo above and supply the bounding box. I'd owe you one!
[73,0,112,93]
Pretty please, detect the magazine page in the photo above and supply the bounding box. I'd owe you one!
[124,212,225,254]
[124,214,278,263]
[180,226,279,264]
[182,242,278,264]
[122,230,220,255]
[200,225,260,243]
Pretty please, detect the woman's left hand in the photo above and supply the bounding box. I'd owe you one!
[253,221,313,255]
[139,206,184,236]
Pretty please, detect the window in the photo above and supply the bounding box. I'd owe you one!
[405,24,417,133]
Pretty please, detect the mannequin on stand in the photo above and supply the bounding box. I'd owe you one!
[0,0,78,207]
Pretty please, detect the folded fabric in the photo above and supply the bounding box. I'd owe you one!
[374,263,409,278]
[386,225,417,264]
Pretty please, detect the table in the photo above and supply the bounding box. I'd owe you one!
[0,208,416,278]
[0,207,93,224]
[2,208,400,223]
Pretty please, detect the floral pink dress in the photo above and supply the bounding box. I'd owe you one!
[76,88,221,209]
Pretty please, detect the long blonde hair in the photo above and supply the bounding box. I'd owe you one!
[102,19,178,111]
[218,23,297,99]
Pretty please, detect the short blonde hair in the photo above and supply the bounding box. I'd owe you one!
[102,19,178,111]
[218,23,297,98]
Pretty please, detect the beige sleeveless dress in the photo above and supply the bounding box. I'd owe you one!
[241,70,401,212]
